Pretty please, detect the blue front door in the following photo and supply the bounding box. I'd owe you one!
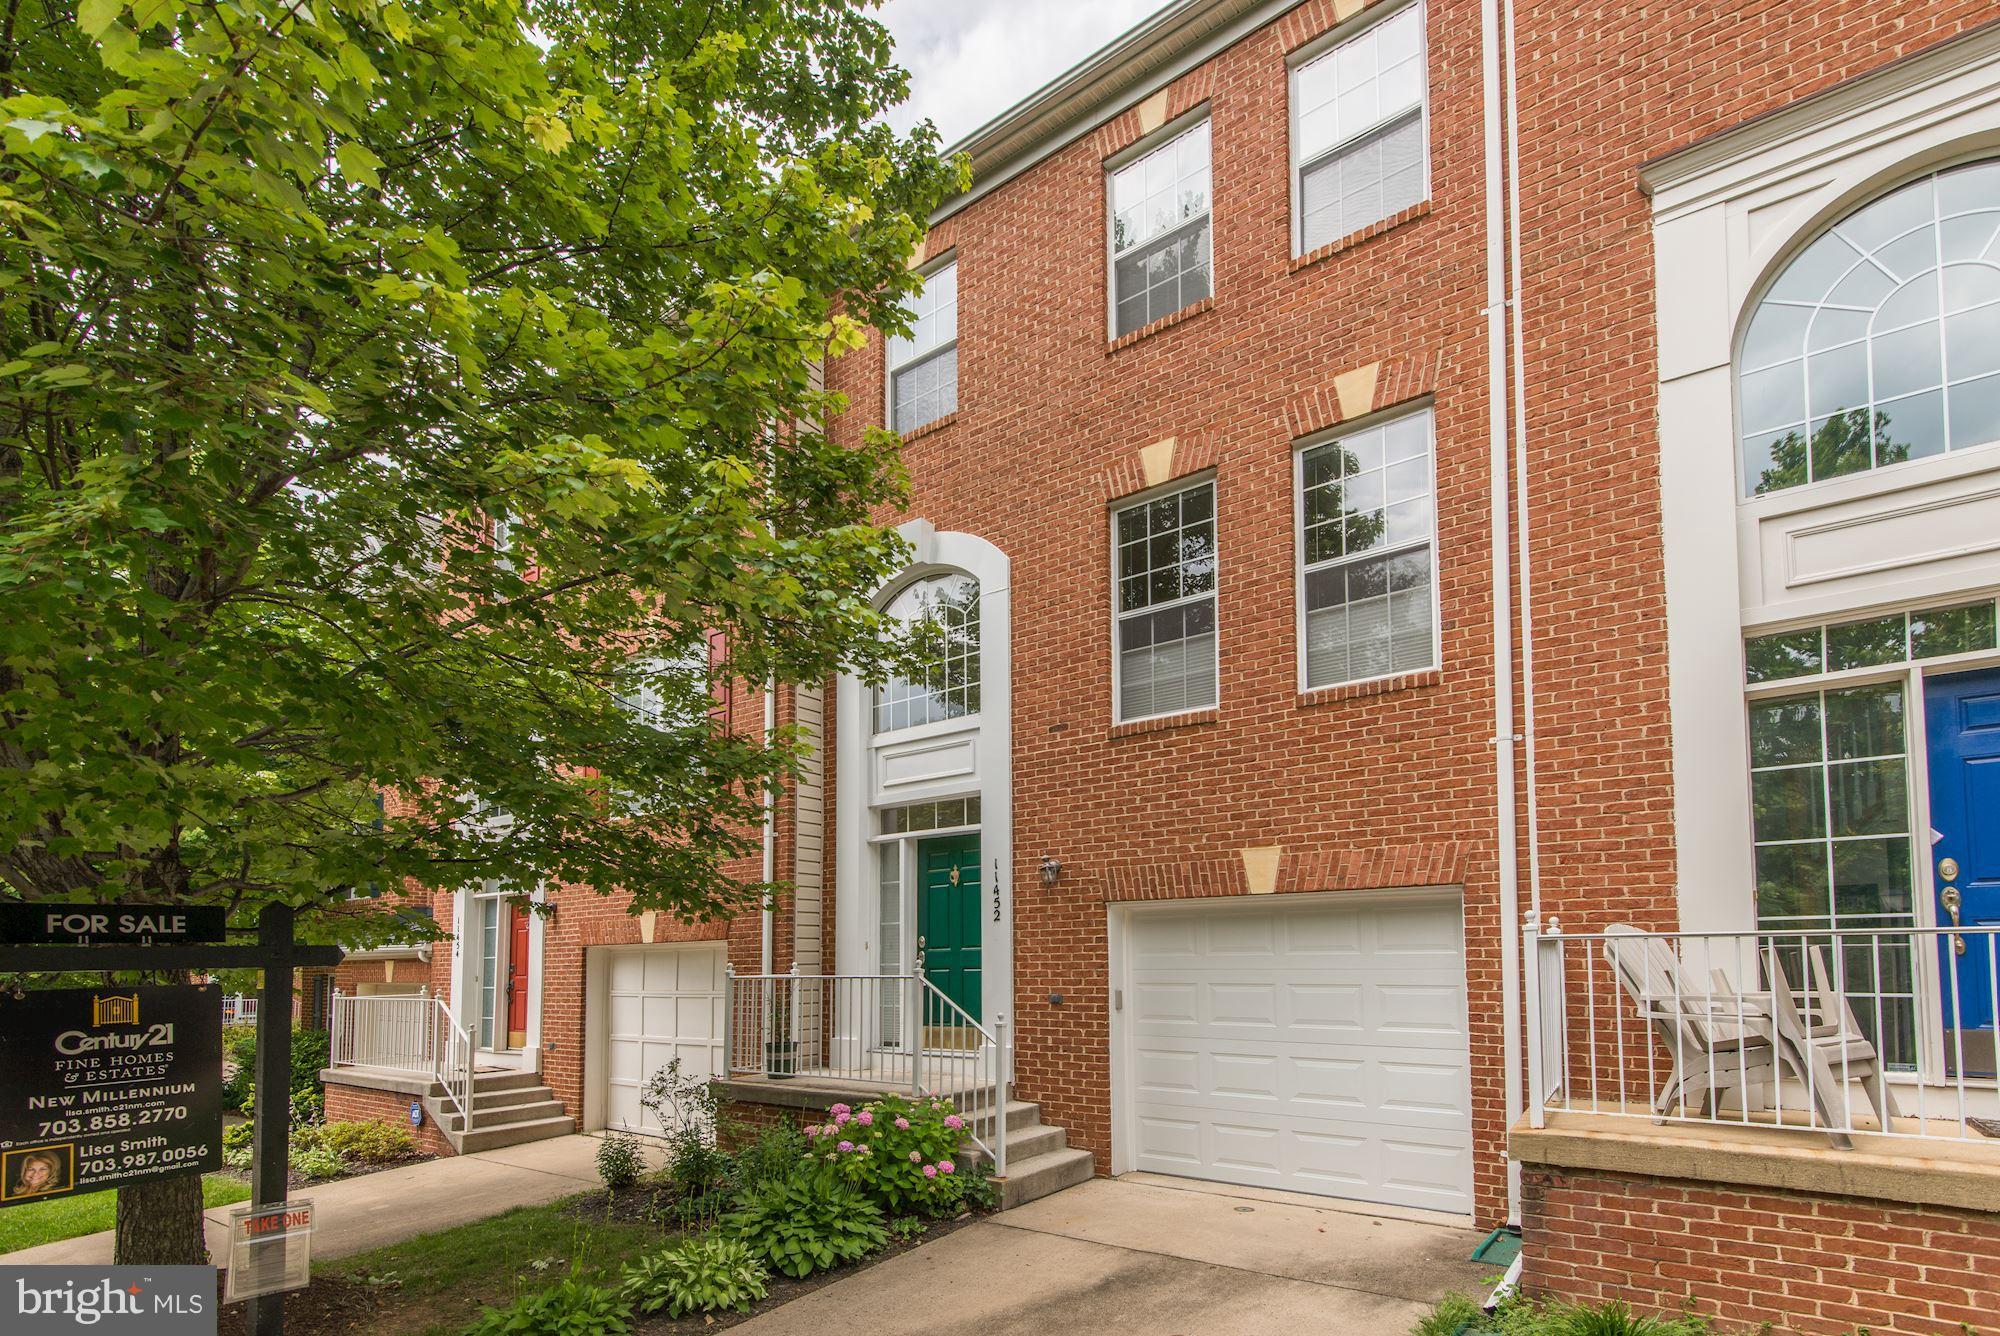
[1924,666,2000,1078]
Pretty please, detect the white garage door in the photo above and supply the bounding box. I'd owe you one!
[601,944,724,1135]
[1121,894,1474,1215]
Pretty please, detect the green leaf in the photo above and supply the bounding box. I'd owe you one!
[334,140,383,190]
[76,0,122,37]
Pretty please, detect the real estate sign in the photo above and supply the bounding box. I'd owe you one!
[224,1200,315,1302]
[0,984,223,1207]
[0,902,227,946]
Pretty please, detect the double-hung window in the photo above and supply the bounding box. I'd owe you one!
[887,259,957,434]
[1291,1,1428,255]
[1114,480,1218,721]
[1297,409,1438,688]
[1108,119,1213,338]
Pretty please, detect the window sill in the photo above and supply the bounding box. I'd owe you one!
[1297,668,1441,708]
[1111,707,1218,738]
[898,411,960,444]
[1289,200,1433,275]
[1106,297,1216,355]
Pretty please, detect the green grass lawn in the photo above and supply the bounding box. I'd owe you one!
[326,1197,660,1336]
[0,1173,251,1255]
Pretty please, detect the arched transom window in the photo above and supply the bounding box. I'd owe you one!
[874,574,980,734]
[1738,159,2000,496]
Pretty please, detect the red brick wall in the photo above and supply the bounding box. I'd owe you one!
[1523,1165,2000,1335]
[323,1082,455,1159]
[809,0,1997,1227]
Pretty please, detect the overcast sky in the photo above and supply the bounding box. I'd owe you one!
[878,0,1177,145]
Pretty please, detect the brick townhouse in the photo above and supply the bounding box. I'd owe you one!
[323,0,2000,1328]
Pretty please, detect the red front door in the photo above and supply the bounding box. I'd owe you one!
[505,903,531,1048]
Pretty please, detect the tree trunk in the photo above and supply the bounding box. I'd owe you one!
[115,1171,209,1265]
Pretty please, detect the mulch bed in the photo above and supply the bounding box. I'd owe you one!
[211,1206,979,1335]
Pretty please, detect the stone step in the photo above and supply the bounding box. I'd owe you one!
[995,1146,1095,1211]
[964,1100,1041,1136]
[456,1114,575,1154]
[439,1096,565,1133]
[473,1084,556,1110]
[469,1069,547,1093]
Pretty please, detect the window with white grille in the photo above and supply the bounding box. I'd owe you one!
[887,260,957,434]
[1108,120,1213,338]
[1297,410,1437,688]
[1114,480,1218,721]
[1292,2,1427,255]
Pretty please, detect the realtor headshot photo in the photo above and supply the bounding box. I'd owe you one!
[1,1145,73,1203]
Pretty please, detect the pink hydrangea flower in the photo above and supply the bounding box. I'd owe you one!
[856,1110,874,1126]
[830,1103,851,1116]
[834,1110,850,1125]
[939,1159,956,1174]
[923,1164,938,1178]
[803,1124,821,1138]
[838,1140,854,1152]
[894,1117,910,1130]
[943,1114,963,1130]
[908,1150,922,1163]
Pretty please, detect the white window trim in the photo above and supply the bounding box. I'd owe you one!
[1103,108,1214,342]
[1110,473,1221,725]
[885,253,959,435]
[1291,405,1442,693]
[1286,0,1431,258]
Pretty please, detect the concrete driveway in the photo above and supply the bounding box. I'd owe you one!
[736,1174,1494,1336]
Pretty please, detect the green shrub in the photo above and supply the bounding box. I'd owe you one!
[1414,1295,1714,1336]
[291,1146,346,1181]
[224,1026,331,1126]
[595,1133,643,1193]
[318,1120,417,1164]
[222,1121,254,1153]
[725,1168,886,1279]
[806,1093,970,1214]
[619,1235,767,1319]
[460,1277,632,1336]
[732,1119,808,1196]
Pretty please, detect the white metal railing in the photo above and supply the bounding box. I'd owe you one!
[329,990,471,1125]
[1526,918,2000,1148]
[221,993,259,1026]
[724,964,1010,1175]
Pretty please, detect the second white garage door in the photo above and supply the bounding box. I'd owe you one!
[600,944,724,1136]
[1119,893,1474,1215]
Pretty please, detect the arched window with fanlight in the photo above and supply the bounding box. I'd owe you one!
[1738,159,2000,497]
[873,573,980,734]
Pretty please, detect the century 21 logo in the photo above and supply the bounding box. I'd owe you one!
[91,995,139,1027]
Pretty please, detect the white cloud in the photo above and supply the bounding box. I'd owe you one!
[879,0,1176,145]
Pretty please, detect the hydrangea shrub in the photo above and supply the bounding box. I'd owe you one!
[803,1094,966,1213]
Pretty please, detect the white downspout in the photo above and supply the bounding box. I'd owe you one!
[761,678,776,976]
[1480,0,1525,1227]
[1504,0,1542,940]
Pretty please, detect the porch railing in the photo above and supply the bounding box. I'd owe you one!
[724,966,1010,1175]
[220,993,259,1026]
[1526,918,2000,1147]
[328,990,472,1125]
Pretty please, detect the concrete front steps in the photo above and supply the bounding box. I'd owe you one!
[431,1070,574,1154]
[963,1099,1096,1211]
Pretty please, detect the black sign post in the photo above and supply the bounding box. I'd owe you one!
[0,901,341,1336]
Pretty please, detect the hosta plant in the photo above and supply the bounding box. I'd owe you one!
[620,1235,768,1318]
[725,1169,887,1279]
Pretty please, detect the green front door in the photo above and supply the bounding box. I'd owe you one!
[917,833,982,1024]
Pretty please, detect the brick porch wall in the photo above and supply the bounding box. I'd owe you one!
[323,1082,456,1159]
[1522,1165,2000,1335]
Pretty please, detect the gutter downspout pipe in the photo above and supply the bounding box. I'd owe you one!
[762,677,776,977]
[1480,0,1526,1228]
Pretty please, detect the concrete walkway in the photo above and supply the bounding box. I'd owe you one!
[3,1134,623,1266]
[735,1174,1494,1336]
